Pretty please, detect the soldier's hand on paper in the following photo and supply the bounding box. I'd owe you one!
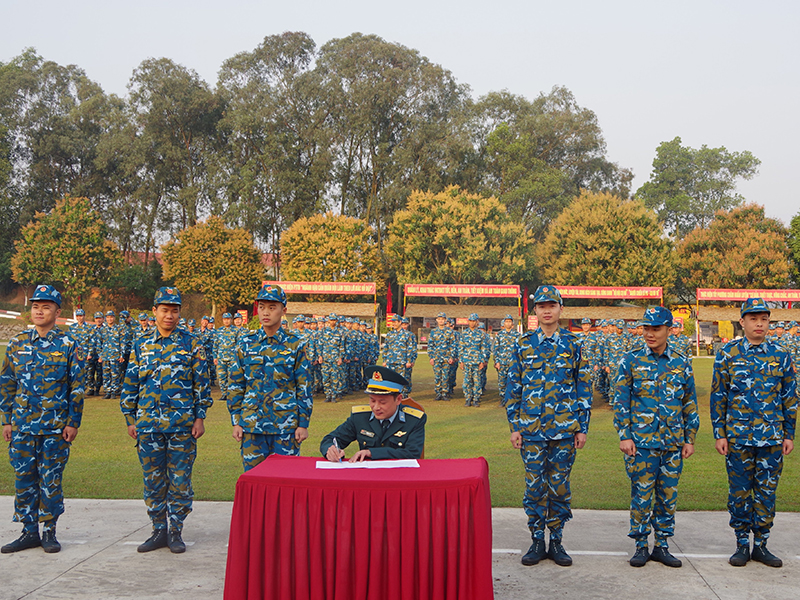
[326,445,345,462]
[349,449,372,462]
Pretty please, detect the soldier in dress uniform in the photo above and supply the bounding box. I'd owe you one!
[506,285,591,568]
[321,366,426,461]
[711,298,797,568]
[428,312,456,401]
[1,285,84,554]
[227,285,312,471]
[121,287,211,554]
[614,306,698,568]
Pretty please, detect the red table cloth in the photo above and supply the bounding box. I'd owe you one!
[224,455,494,600]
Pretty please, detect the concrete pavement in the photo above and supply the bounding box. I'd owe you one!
[2,497,799,599]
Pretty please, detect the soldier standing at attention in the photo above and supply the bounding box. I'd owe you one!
[227,285,312,471]
[614,307,698,568]
[118,310,134,392]
[319,314,345,403]
[86,312,105,396]
[711,298,797,568]
[204,317,217,387]
[121,287,212,554]
[214,313,238,403]
[505,285,591,567]
[1,285,84,554]
[100,310,124,399]
[399,317,417,394]
[447,318,459,397]
[68,308,93,389]
[428,312,456,401]
[493,315,518,405]
[459,313,488,407]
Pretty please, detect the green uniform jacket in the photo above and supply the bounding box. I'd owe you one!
[320,404,426,460]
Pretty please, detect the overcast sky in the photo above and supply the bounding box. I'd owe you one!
[2,0,797,224]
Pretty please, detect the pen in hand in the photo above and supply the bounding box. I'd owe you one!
[332,438,342,463]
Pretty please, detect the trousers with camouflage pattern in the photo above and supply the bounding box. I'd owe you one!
[240,432,299,472]
[520,437,576,541]
[624,448,682,547]
[726,443,783,545]
[137,432,196,533]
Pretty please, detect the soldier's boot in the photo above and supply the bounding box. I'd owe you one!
[104,392,111,399]
[137,528,168,553]
[168,530,186,554]
[728,543,750,567]
[521,538,547,566]
[629,546,650,567]
[650,545,681,567]
[41,526,61,554]
[1,530,41,553]
[547,539,572,567]
[752,544,782,568]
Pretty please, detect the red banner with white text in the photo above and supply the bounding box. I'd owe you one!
[262,281,377,295]
[404,284,520,298]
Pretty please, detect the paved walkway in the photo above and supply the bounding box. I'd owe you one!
[2,497,799,599]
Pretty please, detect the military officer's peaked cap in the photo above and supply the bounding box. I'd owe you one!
[468,312,479,321]
[364,365,409,395]
[256,284,287,305]
[640,306,672,327]
[154,286,182,306]
[93,311,103,319]
[741,297,770,317]
[532,285,563,305]
[75,308,85,316]
[222,312,233,319]
[31,284,62,307]
[138,312,148,320]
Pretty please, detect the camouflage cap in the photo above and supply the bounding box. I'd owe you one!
[768,322,777,330]
[293,315,305,323]
[75,308,85,316]
[304,317,313,323]
[504,314,515,322]
[179,318,186,325]
[148,315,156,322]
[31,284,62,307]
[580,317,591,324]
[777,321,786,329]
[478,322,486,329]
[468,312,479,321]
[436,312,447,319]
[672,320,682,328]
[616,319,625,328]
[105,310,115,317]
[222,312,233,319]
[640,306,673,327]
[93,311,103,319]
[201,315,209,322]
[401,317,409,324]
[233,313,243,321]
[120,310,130,318]
[154,286,182,306]
[256,284,287,305]
[188,319,196,326]
[532,285,563,305]
[741,297,770,317]
[138,312,148,321]
[208,316,215,323]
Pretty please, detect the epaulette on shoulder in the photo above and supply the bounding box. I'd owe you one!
[351,405,372,414]
[402,405,424,419]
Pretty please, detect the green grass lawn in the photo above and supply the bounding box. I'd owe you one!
[0,352,798,511]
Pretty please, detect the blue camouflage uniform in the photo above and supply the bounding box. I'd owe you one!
[459,315,488,407]
[505,286,592,546]
[428,313,457,401]
[214,316,239,401]
[319,316,345,402]
[0,285,84,542]
[228,289,312,471]
[68,310,93,388]
[479,322,491,395]
[120,287,212,538]
[613,307,699,551]
[400,318,417,393]
[86,313,105,395]
[448,319,459,395]
[383,317,416,396]
[710,299,797,550]
[100,311,124,396]
[494,317,518,404]
[118,311,134,390]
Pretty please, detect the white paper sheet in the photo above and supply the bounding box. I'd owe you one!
[316,459,420,469]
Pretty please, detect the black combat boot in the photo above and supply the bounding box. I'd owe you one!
[752,544,782,568]
[629,546,650,567]
[168,530,186,554]
[729,543,750,567]
[521,538,547,566]
[650,546,681,567]
[548,539,573,566]
[41,528,61,553]
[137,529,168,552]
[1,530,41,553]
